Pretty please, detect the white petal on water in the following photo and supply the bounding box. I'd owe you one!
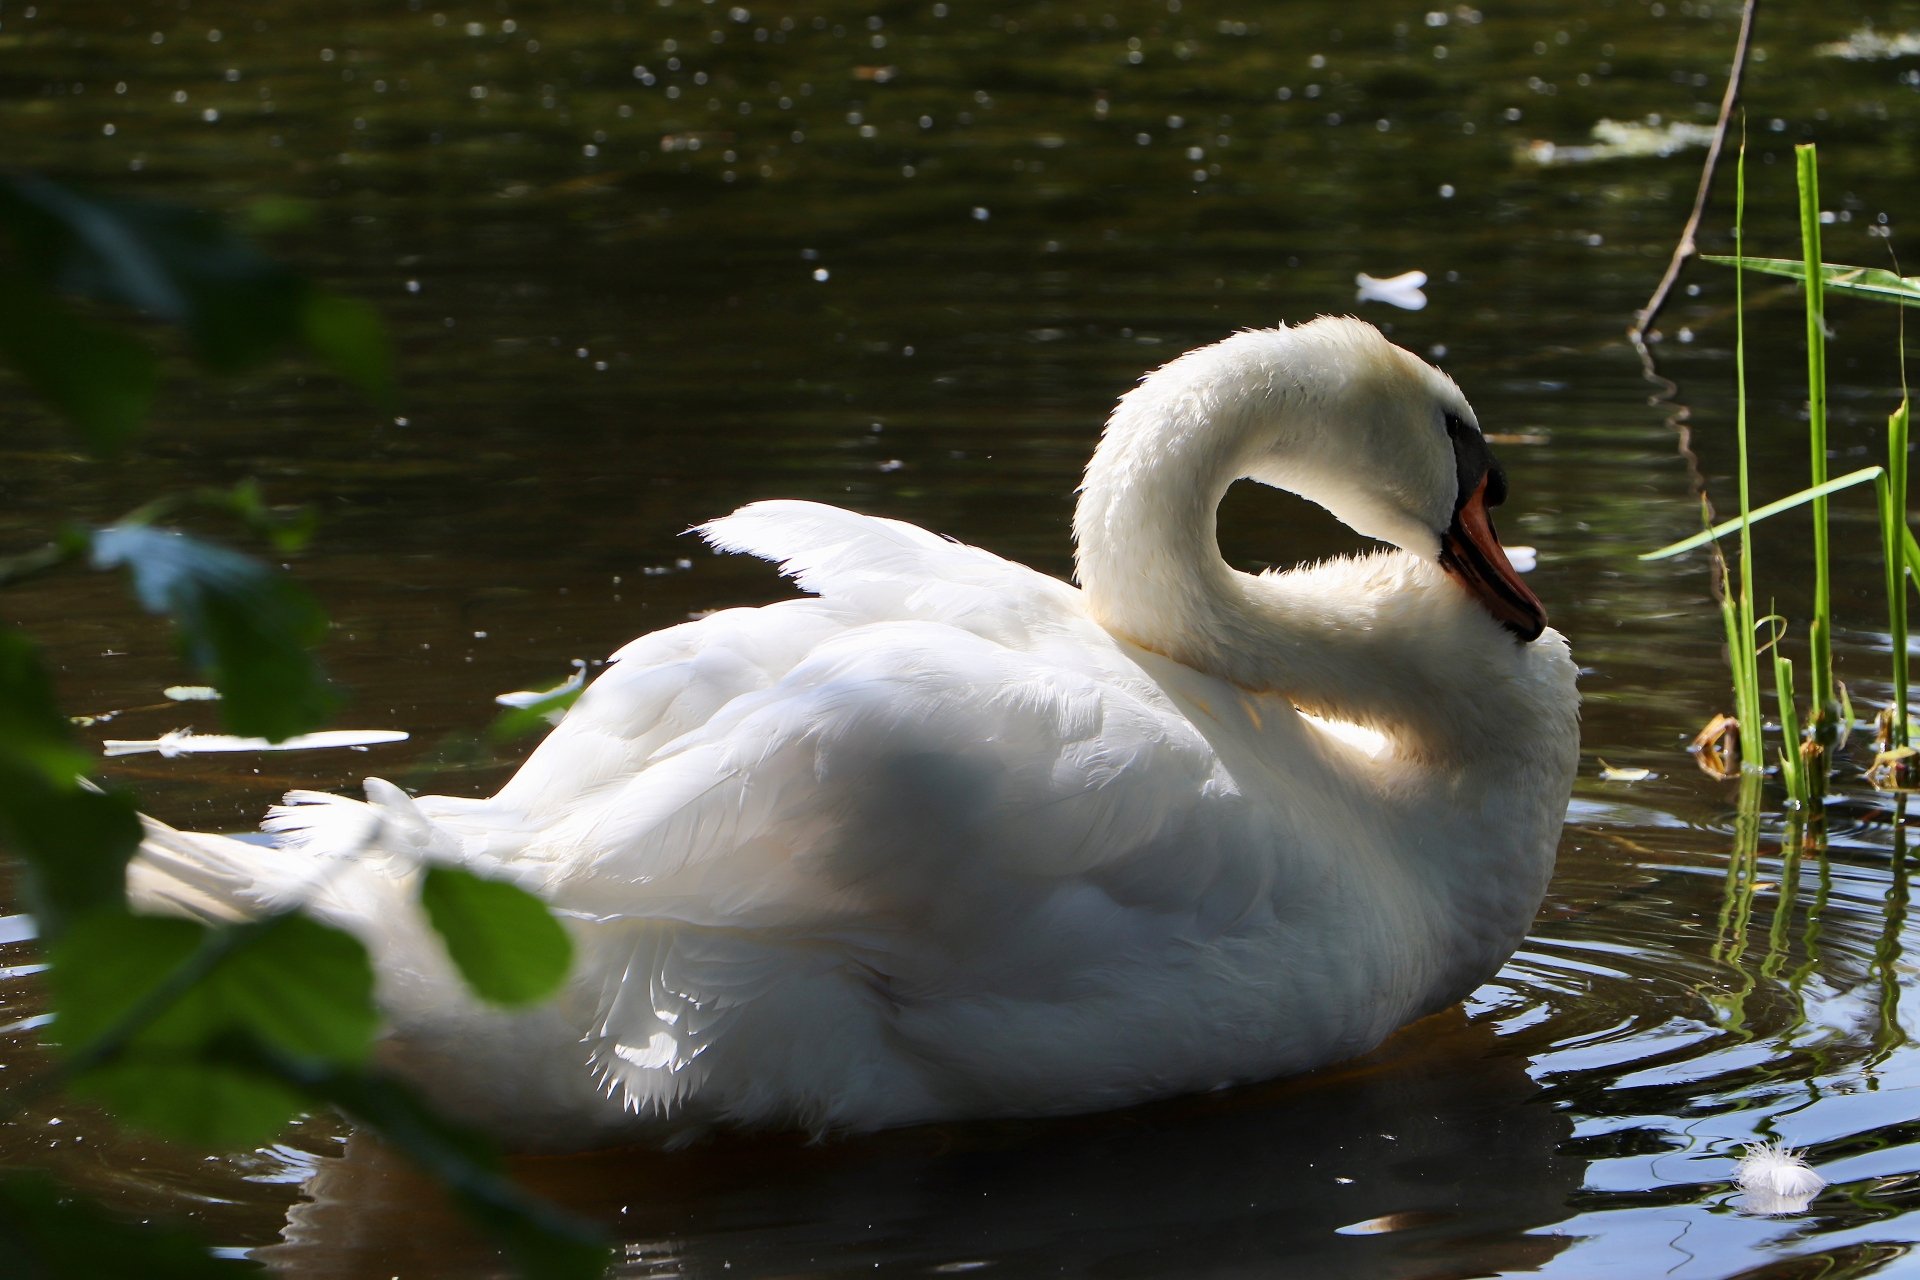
[163,685,222,701]
[1597,760,1653,782]
[102,729,410,758]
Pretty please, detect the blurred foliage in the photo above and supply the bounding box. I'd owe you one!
[0,174,393,449]
[420,866,575,1006]
[90,525,336,740]
[0,1170,258,1278]
[0,177,603,1277]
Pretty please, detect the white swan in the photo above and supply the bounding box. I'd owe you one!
[132,317,1579,1151]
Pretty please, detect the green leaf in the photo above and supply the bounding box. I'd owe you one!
[0,173,306,371]
[238,194,319,235]
[73,1057,313,1150]
[204,479,318,554]
[1640,465,1884,561]
[302,291,396,409]
[0,175,394,397]
[1701,254,1920,308]
[0,1171,259,1278]
[88,525,335,740]
[419,867,573,1006]
[0,629,140,930]
[488,681,587,743]
[0,274,156,452]
[0,628,92,787]
[49,911,378,1146]
[52,912,378,1061]
[0,782,140,935]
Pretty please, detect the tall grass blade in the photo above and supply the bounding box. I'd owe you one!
[1714,548,1762,773]
[1701,256,1920,308]
[1774,647,1804,804]
[1797,143,1836,735]
[1641,466,1883,561]
[1885,400,1912,752]
[1729,133,1766,771]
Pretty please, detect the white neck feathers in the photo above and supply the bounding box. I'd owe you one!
[1071,323,1569,762]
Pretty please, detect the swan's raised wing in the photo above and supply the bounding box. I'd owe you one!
[510,501,1252,915]
[696,499,1084,640]
[458,500,1088,832]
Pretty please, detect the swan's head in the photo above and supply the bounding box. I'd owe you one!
[1232,318,1547,641]
[1079,317,1548,644]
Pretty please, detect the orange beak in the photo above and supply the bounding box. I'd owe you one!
[1438,474,1547,642]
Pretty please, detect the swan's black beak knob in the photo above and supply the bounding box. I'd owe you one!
[1438,473,1548,642]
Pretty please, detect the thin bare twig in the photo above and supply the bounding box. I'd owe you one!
[1629,0,1759,344]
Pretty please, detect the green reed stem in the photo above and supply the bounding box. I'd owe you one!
[1774,646,1805,804]
[1881,402,1912,751]
[1715,547,1760,769]
[1798,143,1836,733]
[1732,134,1765,770]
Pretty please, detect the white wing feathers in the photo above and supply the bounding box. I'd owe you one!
[696,499,1082,638]
[200,502,1259,1124]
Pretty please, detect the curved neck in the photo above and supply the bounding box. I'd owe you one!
[1071,350,1541,761]
[1073,395,1244,656]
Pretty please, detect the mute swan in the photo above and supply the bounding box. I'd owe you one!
[132,316,1579,1151]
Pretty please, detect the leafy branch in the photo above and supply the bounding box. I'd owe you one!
[0,176,605,1277]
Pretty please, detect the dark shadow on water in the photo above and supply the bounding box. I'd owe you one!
[258,1008,1579,1278]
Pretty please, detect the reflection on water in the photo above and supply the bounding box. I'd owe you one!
[8,0,1920,1275]
[261,1011,1579,1279]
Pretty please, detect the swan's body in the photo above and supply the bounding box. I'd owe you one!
[131,318,1578,1150]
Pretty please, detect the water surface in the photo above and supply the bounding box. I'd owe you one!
[6,0,1920,1275]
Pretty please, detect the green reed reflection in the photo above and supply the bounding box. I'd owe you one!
[1709,773,1767,1032]
[1868,801,1912,1069]
[1710,778,1913,1069]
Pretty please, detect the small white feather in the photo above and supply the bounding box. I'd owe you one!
[103,728,409,757]
[1734,1139,1825,1214]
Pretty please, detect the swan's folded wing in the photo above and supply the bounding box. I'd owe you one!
[542,618,1269,1122]
[411,502,1077,845]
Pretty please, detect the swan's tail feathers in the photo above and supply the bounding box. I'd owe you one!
[263,781,401,859]
[128,815,309,924]
[131,778,429,927]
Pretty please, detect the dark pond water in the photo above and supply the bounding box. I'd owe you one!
[8,0,1920,1275]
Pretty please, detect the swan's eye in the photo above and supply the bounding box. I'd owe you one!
[1443,411,1499,514]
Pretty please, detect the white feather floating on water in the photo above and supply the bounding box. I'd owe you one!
[103,729,410,758]
[1734,1139,1825,1215]
[495,660,590,710]
[1354,270,1429,312]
